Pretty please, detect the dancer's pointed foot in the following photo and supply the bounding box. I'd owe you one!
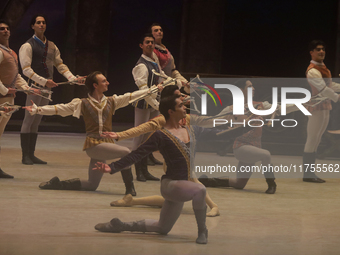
[95,218,123,233]
[206,207,220,217]
[303,177,325,183]
[110,194,133,207]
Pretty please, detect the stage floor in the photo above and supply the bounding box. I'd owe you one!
[0,132,340,255]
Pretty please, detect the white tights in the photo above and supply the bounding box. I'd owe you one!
[304,110,330,153]
[82,143,131,191]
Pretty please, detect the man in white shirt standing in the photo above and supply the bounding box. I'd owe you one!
[0,20,38,178]
[19,14,80,165]
[131,33,173,182]
[303,40,340,183]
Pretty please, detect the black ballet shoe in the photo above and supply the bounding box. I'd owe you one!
[147,156,155,166]
[121,168,137,196]
[143,172,160,181]
[28,133,47,164]
[303,177,326,183]
[141,158,159,181]
[135,162,146,182]
[136,172,146,182]
[196,228,208,244]
[38,176,81,190]
[198,175,229,187]
[265,184,277,194]
[39,176,62,189]
[22,155,33,165]
[265,178,277,194]
[0,169,14,179]
[125,183,137,196]
[30,155,47,164]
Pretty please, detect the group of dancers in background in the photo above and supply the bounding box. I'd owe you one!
[0,14,338,244]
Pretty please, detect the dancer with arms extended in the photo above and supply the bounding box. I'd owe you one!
[94,94,209,244]
[0,20,39,178]
[93,94,248,243]
[24,71,158,195]
[102,85,233,217]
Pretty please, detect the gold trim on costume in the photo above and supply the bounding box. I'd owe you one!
[82,136,115,150]
[160,129,191,178]
[138,84,147,89]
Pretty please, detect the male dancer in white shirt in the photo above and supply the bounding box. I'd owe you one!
[19,14,82,165]
[0,20,39,178]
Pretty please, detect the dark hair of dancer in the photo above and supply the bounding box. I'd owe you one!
[0,19,10,28]
[161,85,179,98]
[85,71,102,94]
[148,22,162,33]
[30,14,47,27]
[139,33,155,44]
[159,94,181,120]
[308,40,325,51]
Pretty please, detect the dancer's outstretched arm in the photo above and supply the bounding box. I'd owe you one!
[93,131,161,174]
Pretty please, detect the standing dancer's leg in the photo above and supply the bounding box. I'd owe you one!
[192,178,220,216]
[133,108,160,181]
[21,94,49,165]
[0,97,14,178]
[303,110,329,182]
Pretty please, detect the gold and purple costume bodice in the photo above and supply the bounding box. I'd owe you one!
[81,97,116,150]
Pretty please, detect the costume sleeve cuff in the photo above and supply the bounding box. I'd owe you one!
[0,84,8,96]
[30,103,38,115]
[109,163,117,174]
[64,71,76,81]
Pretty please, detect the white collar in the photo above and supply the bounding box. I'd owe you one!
[311,60,324,66]
[88,93,106,104]
[0,44,10,52]
[141,53,156,63]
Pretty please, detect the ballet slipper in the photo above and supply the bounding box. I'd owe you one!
[206,206,220,217]
[110,194,133,207]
